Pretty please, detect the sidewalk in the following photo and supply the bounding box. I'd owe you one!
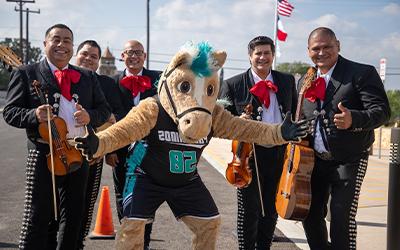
[202,138,390,250]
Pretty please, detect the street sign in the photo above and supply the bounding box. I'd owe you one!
[380,58,386,82]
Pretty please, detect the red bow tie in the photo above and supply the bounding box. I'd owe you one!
[304,77,326,102]
[249,80,278,108]
[54,69,81,101]
[120,75,151,97]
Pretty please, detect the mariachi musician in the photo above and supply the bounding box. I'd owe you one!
[109,39,161,249]
[3,24,110,249]
[219,36,297,249]
[299,27,390,249]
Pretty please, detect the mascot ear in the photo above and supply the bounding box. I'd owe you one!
[168,51,191,71]
[211,51,227,71]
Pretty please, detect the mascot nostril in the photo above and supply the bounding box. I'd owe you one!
[178,112,212,143]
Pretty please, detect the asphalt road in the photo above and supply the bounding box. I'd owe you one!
[0,114,298,249]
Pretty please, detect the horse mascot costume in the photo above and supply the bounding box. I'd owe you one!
[75,42,307,250]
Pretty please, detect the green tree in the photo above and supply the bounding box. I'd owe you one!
[276,61,311,75]
[386,90,400,125]
[0,38,43,90]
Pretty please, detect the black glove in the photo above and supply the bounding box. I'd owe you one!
[280,112,308,142]
[75,126,99,161]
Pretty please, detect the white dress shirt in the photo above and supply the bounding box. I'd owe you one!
[314,64,336,153]
[251,69,282,125]
[46,59,85,139]
[125,68,144,106]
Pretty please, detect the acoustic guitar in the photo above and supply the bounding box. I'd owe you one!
[275,67,317,221]
[0,45,22,70]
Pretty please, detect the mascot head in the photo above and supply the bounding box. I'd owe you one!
[158,42,226,143]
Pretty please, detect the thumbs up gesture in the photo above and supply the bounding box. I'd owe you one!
[74,103,90,127]
[334,102,352,129]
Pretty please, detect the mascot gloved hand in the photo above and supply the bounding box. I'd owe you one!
[280,112,308,142]
[75,126,99,160]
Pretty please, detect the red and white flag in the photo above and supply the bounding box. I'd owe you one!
[278,0,294,17]
[277,17,287,42]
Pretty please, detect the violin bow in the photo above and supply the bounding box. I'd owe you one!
[33,80,58,220]
[246,104,265,217]
[46,92,58,220]
[252,140,265,217]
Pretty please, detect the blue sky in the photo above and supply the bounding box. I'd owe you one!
[1,0,399,89]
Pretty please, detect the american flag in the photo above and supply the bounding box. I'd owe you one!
[278,0,294,17]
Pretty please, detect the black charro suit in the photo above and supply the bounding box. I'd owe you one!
[298,55,390,250]
[111,68,161,248]
[219,68,297,249]
[98,74,125,121]
[3,59,110,250]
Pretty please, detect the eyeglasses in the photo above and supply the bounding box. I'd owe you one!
[123,50,144,57]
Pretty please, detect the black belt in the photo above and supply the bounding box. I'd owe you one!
[315,151,334,161]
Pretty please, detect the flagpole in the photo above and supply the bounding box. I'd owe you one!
[273,0,278,70]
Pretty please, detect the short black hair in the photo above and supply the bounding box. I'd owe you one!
[76,40,102,58]
[45,23,74,40]
[248,36,275,55]
[308,27,337,44]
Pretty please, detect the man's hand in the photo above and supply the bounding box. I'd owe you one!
[108,113,117,124]
[280,112,308,142]
[74,103,90,127]
[334,102,352,129]
[105,153,119,167]
[75,126,99,161]
[35,104,54,122]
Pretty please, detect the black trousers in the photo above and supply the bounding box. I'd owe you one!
[302,152,368,250]
[19,140,89,250]
[112,145,153,247]
[237,144,286,250]
[77,159,103,249]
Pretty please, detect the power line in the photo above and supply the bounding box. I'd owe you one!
[6,0,35,59]
[16,7,40,64]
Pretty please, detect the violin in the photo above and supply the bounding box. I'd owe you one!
[225,104,253,188]
[32,80,83,176]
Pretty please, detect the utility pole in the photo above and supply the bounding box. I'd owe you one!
[6,0,35,61]
[146,0,150,69]
[18,7,40,64]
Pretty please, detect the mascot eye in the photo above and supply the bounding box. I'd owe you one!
[178,81,191,93]
[207,84,215,96]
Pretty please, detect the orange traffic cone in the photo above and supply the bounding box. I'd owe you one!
[89,186,116,239]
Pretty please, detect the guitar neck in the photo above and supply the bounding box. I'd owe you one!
[288,91,305,160]
[294,92,305,122]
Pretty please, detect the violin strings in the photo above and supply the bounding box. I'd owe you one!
[49,121,66,156]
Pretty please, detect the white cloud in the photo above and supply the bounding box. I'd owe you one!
[382,3,400,15]
[1,0,399,89]
[382,32,400,53]
[151,0,279,71]
[311,14,358,33]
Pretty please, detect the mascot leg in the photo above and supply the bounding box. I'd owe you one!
[115,218,146,250]
[181,215,221,250]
